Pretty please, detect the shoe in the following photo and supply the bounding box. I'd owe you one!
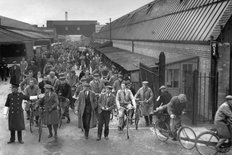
[67,118,70,123]
[27,117,30,120]
[54,135,58,140]
[85,136,88,139]
[7,141,15,144]
[48,134,53,138]
[104,137,109,140]
[96,137,101,141]
[171,137,177,141]
[118,127,122,131]
[18,140,24,144]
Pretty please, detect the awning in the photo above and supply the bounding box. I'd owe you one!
[0,28,32,43]
[97,47,158,71]
[8,29,52,40]
[166,55,199,65]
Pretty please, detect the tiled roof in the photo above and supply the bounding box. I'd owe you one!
[97,0,232,42]
[96,47,158,71]
[0,28,32,43]
[0,15,42,32]
[8,29,52,40]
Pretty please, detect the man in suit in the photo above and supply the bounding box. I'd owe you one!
[37,84,59,140]
[77,83,97,139]
[116,82,136,131]
[97,85,116,141]
[9,61,21,85]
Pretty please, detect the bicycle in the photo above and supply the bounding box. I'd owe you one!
[153,111,196,150]
[119,103,134,139]
[58,96,70,128]
[38,106,45,142]
[134,99,143,130]
[195,119,232,155]
[28,100,39,133]
[110,108,118,121]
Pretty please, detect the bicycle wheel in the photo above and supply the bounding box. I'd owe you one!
[110,110,114,121]
[38,117,42,142]
[59,108,62,128]
[30,110,34,133]
[195,131,219,155]
[135,111,139,130]
[178,126,196,150]
[126,115,129,139]
[154,120,169,142]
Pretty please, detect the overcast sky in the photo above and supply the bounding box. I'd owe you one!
[0,0,153,26]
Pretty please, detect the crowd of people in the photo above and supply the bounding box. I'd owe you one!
[2,42,192,145]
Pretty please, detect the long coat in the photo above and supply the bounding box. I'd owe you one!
[5,92,29,131]
[37,92,59,125]
[77,90,97,129]
[135,87,154,116]
[9,65,21,84]
[89,80,105,94]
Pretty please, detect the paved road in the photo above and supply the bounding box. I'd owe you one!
[0,80,230,155]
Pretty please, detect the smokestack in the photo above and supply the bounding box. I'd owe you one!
[65,11,68,21]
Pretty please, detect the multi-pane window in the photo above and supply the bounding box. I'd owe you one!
[167,69,179,88]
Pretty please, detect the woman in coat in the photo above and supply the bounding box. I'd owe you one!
[37,84,59,140]
[76,83,97,139]
[134,81,154,126]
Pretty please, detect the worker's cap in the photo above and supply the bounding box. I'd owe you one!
[159,85,166,90]
[11,83,19,88]
[80,78,87,82]
[118,74,123,78]
[49,71,55,74]
[93,73,100,77]
[105,85,113,90]
[83,83,90,87]
[226,95,232,100]
[44,84,53,90]
[142,81,149,84]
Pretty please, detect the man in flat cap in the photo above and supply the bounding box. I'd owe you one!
[47,71,58,86]
[135,81,154,126]
[37,84,59,140]
[156,85,172,113]
[214,95,232,148]
[56,74,72,123]
[97,85,116,141]
[20,70,38,91]
[113,74,123,94]
[9,61,21,85]
[3,83,38,144]
[156,94,187,141]
[76,83,97,139]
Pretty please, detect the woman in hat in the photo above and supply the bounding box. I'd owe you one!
[37,84,59,140]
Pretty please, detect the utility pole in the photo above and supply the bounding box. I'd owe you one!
[110,18,112,41]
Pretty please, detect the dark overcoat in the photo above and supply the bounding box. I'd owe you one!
[37,92,59,125]
[77,90,97,129]
[9,65,21,84]
[5,92,29,131]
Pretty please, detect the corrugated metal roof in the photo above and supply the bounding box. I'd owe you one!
[97,0,232,42]
[97,47,158,71]
[8,29,52,40]
[0,28,32,43]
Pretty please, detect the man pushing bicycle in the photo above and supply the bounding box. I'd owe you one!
[156,94,187,141]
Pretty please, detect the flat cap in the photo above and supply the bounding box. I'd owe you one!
[93,73,100,77]
[159,85,166,90]
[226,95,232,100]
[105,85,113,89]
[11,83,19,88]
[142,81,149,84]
[44,84,53,89]
[83,83,90,87]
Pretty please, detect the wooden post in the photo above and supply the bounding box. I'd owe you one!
[192,70,198,125]
[159,52,165,88]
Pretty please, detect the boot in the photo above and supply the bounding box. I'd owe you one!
[67,116,70,123]
[144,116,149,126]
[149,115,153,125]
[26,111,30,120]
[47,125,53,138]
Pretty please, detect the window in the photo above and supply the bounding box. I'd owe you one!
[65,26,68,31]
[167,69,179,88]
